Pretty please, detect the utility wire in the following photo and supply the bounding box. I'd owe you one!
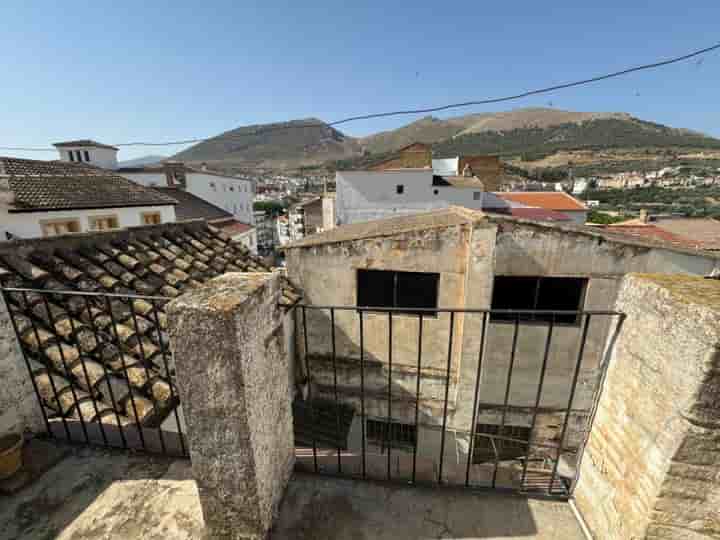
[2,40,719,153]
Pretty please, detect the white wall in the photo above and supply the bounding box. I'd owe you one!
[58,146,119,169]
[0,204,176,239]
[125,170,255,225]
[335,170,486,225]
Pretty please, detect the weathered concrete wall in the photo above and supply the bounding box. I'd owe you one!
[0,293,44,436]
[575,274,720,540]
[167,272,294,540]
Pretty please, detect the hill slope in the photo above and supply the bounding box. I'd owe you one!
[173,118,361,168]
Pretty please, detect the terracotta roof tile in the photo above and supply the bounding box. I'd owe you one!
[493,191,587,211]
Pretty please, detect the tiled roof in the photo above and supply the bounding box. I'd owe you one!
[485,207,573,222]
[603,224,707,250]
[0,221,300,433]
[53,140,119,150]
[652,218,720,250]
[493,192,587,211]
[212,218,254,237]
[285,207,482,248]
[153,187,231,221]
[0,157,176,212]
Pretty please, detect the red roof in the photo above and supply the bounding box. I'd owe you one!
[211,218,253,236]
[493,192,587,211]
[486,207,573,222]
[602,224,706,249]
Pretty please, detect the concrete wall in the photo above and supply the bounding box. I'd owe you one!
[335,171,485,226]
[575,274,720,540]
[0,203,176,239]
[0,293,44,436]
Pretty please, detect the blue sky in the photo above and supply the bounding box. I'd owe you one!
[1,1,719,161]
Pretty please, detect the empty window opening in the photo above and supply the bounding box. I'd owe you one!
[68,151,75,162]
[367,419,417,451]
[473,191,481,200]
[433,189,439,195]
[41,219,81,237]
[472,423,531,463]
[491,276,587,324]
[75,150,83,162]
[142,212,162,225]
[89,215,119,231]
[83,150,90,162]
[396,184,404,194]
[357,269,439,313]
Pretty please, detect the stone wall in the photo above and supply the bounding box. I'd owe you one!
[0,293,44,436]
[167,272,294,540]
[574,274,720,540]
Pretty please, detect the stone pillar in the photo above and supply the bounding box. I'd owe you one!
[167,272,294,540]
[574,274,720,540]
[0,292,45,436]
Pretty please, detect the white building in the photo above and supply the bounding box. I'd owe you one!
[53,139,120,170]
[335,169,491,225]
[119,162,255,228]
[0,156,176,239]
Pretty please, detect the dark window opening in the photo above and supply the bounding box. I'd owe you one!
[83,150,90,162]
[367,419,417,451]
[433,189,439,195]
[75,150,83,162]
[396,184,404,194]
[68,151,75,162]
[473,191,481,200]
[491,276,587,324]
[357,269,439,313]
[472,424,530,463]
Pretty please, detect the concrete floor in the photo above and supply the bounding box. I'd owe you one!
[0,442,587,540]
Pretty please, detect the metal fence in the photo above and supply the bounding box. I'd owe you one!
[293,304,625,499]
[1,287,188,459]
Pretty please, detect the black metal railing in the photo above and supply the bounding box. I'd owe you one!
[293,304,624,498]
[1,286,188,459]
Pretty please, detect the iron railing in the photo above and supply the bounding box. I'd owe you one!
[1,287,188,459]
[293,304,625,498]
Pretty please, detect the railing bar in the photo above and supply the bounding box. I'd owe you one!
[82,295,127,448]
[521,315,555,491]
[330,308,341,474]
[412,313,423,484]
[128,298,166,454]
[24,292,72,441]
[549,313,591,496]
[465,312,487,487]
[1,289,53,435]
[288,303,621,316]
[493,314,520,488]
[359,310,366,479]
[64,299,108,446]
[104,295,146,451]
[149,298,186,457]
[301,306,318,473]
[387,311,392,482]
[438,311,454,484]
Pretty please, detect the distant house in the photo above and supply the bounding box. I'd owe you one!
[153,187,257,252]
[0,156,176,239]
[491,192,588,224]
[288,194,336,241]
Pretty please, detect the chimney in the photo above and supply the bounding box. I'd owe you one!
[462,164,473,177]
[164,161,187,188]
[639,209,649,223]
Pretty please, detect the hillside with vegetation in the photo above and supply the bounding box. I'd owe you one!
[583,185,720,218]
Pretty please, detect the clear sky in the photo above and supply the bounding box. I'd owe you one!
[1,1,719,161]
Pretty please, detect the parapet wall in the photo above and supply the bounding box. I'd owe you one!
[575,274,720,539]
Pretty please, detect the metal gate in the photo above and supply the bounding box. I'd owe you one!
[293,304,624,499]
[1,286,188,459]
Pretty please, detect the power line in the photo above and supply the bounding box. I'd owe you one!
[2,40,719,153]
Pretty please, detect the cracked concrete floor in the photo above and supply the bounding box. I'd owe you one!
[0,443,586,539]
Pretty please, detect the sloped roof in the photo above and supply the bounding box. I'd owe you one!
[653,218,720,250]
[153,187,230,221]
[285,207,481,248]
[485,207,573,222]
[604,223,709,250]
[493,191,587,211]
[0,221,300,436]
[53,140,119,150]
[1,157,176,212]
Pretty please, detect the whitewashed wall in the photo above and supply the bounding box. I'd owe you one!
[335,170,487,225]
[0,205,176,239]
[58,146,119,169]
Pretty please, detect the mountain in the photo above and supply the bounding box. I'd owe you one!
[170,108,720,171]
[118,155,167,167]
[172,118,361,169]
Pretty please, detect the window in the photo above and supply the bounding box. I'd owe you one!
[491,276,587,324]
[396,184,404,194]
[89,215,119,231]
[141,212,162,225]
[433,189,439,195]
[83,150,90,162]
[68,151,75,162]
[229,186,235,192]
[210,182,216,191]
[472,424,531,463]
[41,219,81,237]
[367,419,417,450]
[473,191,481,200]
[75,150,83,162]
[356,269,439,313]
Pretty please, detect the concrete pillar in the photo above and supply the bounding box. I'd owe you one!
[167,272,294,540]
[0,292,45,436]
[574,274,720,540]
